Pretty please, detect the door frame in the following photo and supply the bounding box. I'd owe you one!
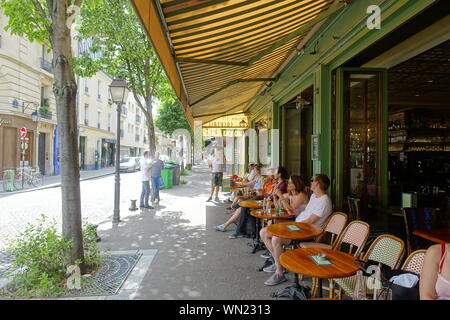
[38,132,46,175]
[334,67,389,211]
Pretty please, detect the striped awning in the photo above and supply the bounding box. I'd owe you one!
[131,0,342,126]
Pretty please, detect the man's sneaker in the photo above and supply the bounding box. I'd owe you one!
[214,197,220,202]
[145,205,154,209]
[263,263,276,273]
[228,231,244,239]
[260,250,272,259]
[206,197,212,202]
[214,225,226,232]
[264,273,287,286]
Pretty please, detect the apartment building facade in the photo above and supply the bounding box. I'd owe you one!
[0,10,150,175]
[0,10,56,176]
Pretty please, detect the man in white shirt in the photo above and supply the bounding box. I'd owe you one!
[139,151,154,209]
[262,174,332,286]
[207,147,226,202]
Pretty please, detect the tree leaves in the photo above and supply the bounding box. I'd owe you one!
[155,99,192,136]
[1,0,52,46]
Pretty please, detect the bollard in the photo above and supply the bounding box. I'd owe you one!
[88,224,101,242]
[129,199,138,211]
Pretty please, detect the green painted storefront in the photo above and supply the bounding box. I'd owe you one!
[245,0,449,222]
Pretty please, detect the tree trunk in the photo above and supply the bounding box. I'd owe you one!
[145,106,156,157]
[51,0,84,269]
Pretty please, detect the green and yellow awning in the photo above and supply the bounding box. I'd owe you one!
[131,0,341,127]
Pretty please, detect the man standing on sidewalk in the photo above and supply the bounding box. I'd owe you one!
[140,151,154,209]
[207,147,226,202]
[150,152,165,205]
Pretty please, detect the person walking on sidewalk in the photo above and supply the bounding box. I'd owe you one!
[207,147,226,202]
[140,151,154,209]
[150,152,165,205]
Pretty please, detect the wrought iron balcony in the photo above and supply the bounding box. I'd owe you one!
[39,111,52,120]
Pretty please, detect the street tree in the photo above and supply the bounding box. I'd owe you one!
[1,0,84,267]
[155,98,192,136]
[74,0,172,156]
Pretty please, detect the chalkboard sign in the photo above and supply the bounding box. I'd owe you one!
[311,134,320,160]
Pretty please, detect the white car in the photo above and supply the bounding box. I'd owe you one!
[119,157,140,172]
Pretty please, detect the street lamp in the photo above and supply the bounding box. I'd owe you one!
[31,111,39,122]
[109,78,130,223]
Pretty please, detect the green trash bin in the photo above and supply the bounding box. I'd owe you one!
[161,168,173,189]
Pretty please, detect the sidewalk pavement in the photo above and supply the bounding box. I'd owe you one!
[95,164,303,300]
[0,167,115,197]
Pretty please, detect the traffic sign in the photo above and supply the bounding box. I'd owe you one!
[20,127,27,137]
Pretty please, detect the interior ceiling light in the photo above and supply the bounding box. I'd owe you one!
[427,80,434,83]
[295,95,311,110]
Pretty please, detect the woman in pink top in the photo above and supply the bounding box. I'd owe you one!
[420,243,450,300]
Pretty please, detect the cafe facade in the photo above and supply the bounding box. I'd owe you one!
[132,0,449,227]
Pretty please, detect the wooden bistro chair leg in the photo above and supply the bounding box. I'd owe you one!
[328,279,335,298]
[311,277,318,297]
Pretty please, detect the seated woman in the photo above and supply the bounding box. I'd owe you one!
[420,242,450,300]
[260,174,332,286]
[214,165,266,232]
[275,175,309,217]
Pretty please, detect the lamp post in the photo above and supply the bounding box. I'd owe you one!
[109,78,130,223]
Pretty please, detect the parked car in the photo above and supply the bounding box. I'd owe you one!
[119,157,140,172]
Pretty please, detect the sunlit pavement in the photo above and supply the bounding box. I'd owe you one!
[0,164,302,299]
[96,164,301,300]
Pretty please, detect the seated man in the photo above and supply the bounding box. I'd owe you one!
[260,174,333,286]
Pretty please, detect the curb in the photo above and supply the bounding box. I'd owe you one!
[0,172,115,196]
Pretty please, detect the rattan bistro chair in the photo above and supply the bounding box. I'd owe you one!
[402,249,427,274]
[333,234,405,299]
[311,220,370,297]
[299,212,348,250]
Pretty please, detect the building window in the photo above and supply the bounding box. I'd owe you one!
[84,104,89,125]
[84,78,89,93]
[97,80,101,100]
[97,111,101,129]
[0,35,2,48]
[108,114,111,132]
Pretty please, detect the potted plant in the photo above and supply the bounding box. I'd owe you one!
[39,105,49,114]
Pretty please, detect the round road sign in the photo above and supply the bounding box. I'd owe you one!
[20,127,27,137]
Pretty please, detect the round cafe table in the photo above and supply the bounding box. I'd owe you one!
[280,248,359,298]
[250,209,295,254]
[267,222,323,299]
[239,199,265,209]
[267,222,323,240]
